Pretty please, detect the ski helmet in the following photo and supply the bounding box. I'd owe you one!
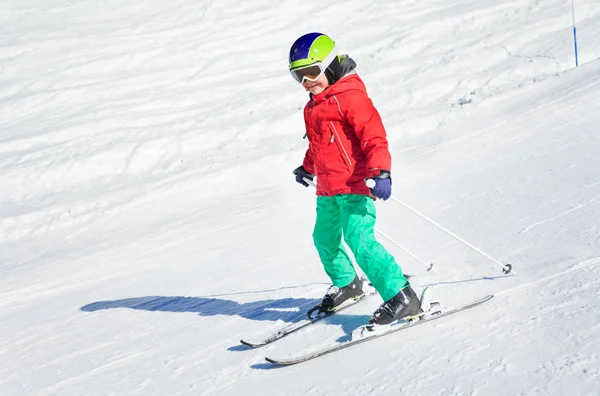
[288,33,341,84]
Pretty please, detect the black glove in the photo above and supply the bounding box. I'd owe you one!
[293,165,315,187]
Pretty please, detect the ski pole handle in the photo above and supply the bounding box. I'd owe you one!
[304,178,316,188]
[365,179,376,189]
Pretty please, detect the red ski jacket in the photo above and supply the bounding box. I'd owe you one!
[302,73,391,197]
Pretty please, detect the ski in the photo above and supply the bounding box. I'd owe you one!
[240,287,377,348]
[264,294,493,365]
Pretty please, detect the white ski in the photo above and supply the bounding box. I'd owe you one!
[240,284,378,348]
[265,294,493,365]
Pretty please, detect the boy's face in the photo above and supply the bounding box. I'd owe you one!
[302,73,329,95]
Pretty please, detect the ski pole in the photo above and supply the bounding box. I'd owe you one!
[304,178,435,273]
[572,0,579,67]
[366,180,514,275]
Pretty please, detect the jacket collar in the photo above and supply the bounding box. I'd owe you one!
[309,71,361,104]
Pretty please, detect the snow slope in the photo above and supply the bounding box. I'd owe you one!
[1,0,600,395]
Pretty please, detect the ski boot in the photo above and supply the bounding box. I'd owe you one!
[351,286,438,340]
[307,275,365,319]
[368,284,422,327]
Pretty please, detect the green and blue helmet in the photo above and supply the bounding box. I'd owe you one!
[288,32,340,83]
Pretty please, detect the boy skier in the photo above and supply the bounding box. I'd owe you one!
[289,32,421,326]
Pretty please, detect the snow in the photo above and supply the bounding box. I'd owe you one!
[1,0,600,395]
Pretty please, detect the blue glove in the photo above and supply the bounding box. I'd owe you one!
[367,171,392,200]
[293,165,315,187]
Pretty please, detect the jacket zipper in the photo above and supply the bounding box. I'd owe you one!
[329,121,353,169]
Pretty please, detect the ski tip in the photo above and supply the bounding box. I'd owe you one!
[473,294,494,305]
[240,339,263,348]
[265,357,287,365]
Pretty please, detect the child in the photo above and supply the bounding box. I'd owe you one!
[289,32,421,326]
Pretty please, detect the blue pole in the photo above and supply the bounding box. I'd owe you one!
[572,0,579,67]
[574,27,579,67]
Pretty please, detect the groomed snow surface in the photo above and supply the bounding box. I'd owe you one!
[1,0,600,395]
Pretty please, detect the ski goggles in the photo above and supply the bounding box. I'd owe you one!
[290,47,338,83]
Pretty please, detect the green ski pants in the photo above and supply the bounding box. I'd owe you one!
[312,194,408,302]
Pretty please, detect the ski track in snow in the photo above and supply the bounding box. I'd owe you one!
[1,0,600,395]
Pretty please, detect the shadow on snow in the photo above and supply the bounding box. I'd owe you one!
[81,295,321,323]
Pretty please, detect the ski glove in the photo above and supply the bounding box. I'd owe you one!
[293,165,315,187]
[367,171,392,200]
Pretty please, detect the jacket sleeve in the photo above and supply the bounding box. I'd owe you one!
[343,91,391,177]
[302,112,316,174]
[302,146,315,174]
